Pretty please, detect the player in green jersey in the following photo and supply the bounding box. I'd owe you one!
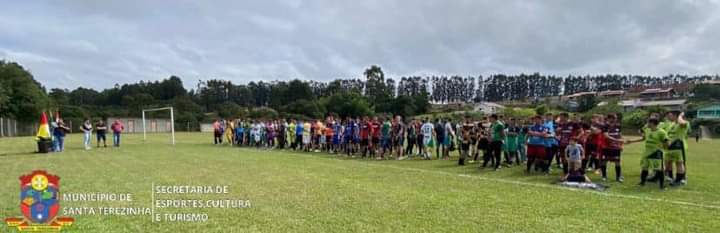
[626,118,670,189]
[665,111,690,186]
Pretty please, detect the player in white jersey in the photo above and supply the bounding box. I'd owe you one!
[421,118,435,160]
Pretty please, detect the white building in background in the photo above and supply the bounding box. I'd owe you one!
[473,102,505,114]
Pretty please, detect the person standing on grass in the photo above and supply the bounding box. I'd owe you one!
[421,118,435,160]
[235,119,245,146]
[443,118,455,160]
[526,116,548,173]
[302,120,312,152]
[433,118,445,159]
[484,114,505,171]
[405,118,417,157]
[392,115,405,160]
[626,118,669,189]
[95,120,108,148]
[213,119,222,145]
[80,119,93,150]
[368,116,380,158]
[111,120,124,147]
[543,113,559,172]
[518,119,529,164]
[504,117,521,166]
[664,111,690,186]
[601,114,624,183]
[380,116,392,159]
[288,119,297,150]
[458,117,473,166]
[53,120,70,152]
[556,113,580,175]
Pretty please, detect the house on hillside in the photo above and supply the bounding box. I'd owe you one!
[639,88,676,100]
[603,99,687,112]
[473,102,505,114]
[697,105,720,119]
[597,90,625,99]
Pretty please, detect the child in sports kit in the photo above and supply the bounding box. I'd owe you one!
[556,113,580,175]
[344,118,355,156]
[302,121,312,152]
[484,114,505,170]
[526,116,548,173]
[458,122,472,166]
[562,137,590,183]
[370,117,381,157]
[333,121,342,154]
[421,119,435,160]
[664,111,689,186]
[359,117,371,157]
[504,118,520,166]
[391,116,405,160]
[602,114,624,182]
[564,137,585,174]
[380,118,392,159]
[626,118,669,189]
[543,113,559,173]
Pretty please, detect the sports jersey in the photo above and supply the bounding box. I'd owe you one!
[556,122,578,147]
[528,124,547,146]
[643,127,668,157]
[421,123,434,139]
[371,121,381,138]
[360,122,370,139]
[603,123,622,150]
[490,122,505,142]
[302,123,311,137]
[666,121,690,151]
[381,121,392,138]
[543,120,558,147]
[325,123,334,137]
[295,122,303,136]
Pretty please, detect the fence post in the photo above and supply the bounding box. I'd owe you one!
[14,119,17,137]
[0,118,4,137]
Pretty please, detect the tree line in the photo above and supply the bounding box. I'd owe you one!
[2,59,719,127]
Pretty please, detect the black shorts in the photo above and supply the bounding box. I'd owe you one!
[361,138,369,146]
[461,143,470,151]
[477,139,489,150]
[602,148,622,162]
[372,137,380,145]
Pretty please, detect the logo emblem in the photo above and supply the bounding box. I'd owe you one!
[5,170,74,231]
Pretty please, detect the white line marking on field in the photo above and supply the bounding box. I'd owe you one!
[362,163,720,210]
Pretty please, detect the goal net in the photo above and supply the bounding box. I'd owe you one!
[142,107,175,145]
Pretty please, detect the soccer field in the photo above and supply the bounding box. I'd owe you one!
[1,133,719,232]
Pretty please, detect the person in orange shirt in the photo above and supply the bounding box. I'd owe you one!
[325,120,335,153]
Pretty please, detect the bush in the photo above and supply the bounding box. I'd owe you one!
[622,109,649,129]
[248,107,279,119]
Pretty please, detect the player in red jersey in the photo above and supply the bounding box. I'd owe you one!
[370,116,382,158]
[602,114,624,183]
[555,113,581,175]
[359,116,371,158]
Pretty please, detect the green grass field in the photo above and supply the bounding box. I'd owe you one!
[1,133,719,232]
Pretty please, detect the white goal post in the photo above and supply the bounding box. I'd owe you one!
[142,107,175,145]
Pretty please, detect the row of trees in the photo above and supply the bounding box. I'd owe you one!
[3,59,720,126]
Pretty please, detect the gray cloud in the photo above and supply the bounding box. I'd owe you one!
[1,0,718,90]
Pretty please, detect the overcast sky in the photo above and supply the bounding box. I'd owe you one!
[1,0,719,90]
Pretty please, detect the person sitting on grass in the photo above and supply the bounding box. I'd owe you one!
[564,137,585,180]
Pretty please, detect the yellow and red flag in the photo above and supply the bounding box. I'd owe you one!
[36,112,51,140]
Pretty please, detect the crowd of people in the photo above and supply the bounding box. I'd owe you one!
[212,111,691,189]
[48,119,125,152]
